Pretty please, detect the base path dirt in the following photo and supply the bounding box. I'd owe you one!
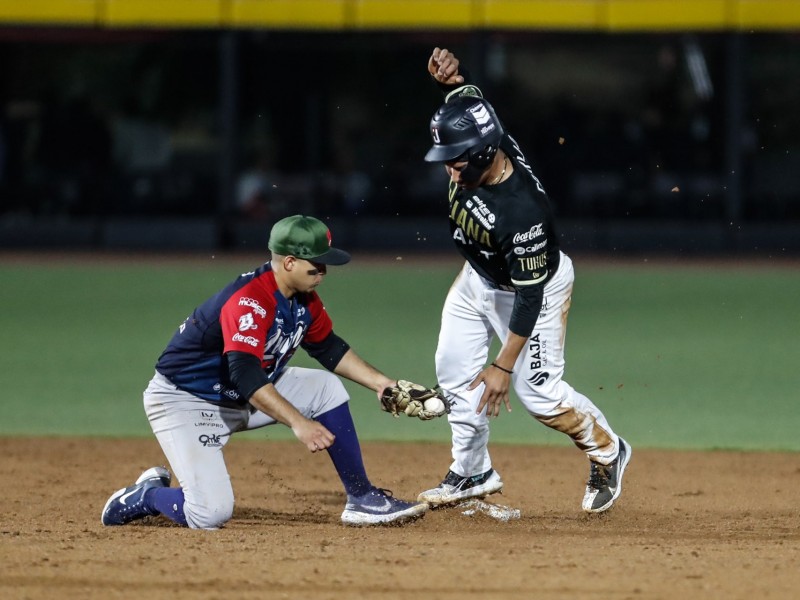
[1,438,798,599]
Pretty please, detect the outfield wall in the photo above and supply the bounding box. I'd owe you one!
[2,215,798,256]
[1,0,800,31]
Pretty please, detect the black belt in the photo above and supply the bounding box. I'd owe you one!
[473,268,515,292]
[488,281,515,292]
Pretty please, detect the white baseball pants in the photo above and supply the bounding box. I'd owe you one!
[435,253,619,478]
[143,367,348,529]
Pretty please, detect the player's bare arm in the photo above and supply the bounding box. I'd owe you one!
[469,331,527,417]
[429,47,464,85]
[332,348,395,401]
[249,383,335,452]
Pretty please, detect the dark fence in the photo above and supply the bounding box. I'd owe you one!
[1,29,799,255]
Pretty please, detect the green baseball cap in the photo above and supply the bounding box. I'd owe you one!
[268,215,351,265]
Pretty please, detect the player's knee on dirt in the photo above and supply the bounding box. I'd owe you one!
[183,488,235,530]
[185,501,233,530]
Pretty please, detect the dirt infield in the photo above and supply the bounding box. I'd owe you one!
[1,438,798,599]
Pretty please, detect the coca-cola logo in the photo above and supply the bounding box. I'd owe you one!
[512,224,544,244]
[232,332,259,347]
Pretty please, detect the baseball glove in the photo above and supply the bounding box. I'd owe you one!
[380,380,451,421]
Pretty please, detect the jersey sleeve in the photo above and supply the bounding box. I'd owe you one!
[303,291,334,344]
[220,292,274,357]
[496,192,553,337]
[497,189,552,288]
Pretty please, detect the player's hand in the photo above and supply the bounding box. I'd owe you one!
[292,419,335,453]
[428,47,464,85]
[469,366,512,418]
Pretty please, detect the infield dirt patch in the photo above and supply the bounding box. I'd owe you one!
[1,438,798,599]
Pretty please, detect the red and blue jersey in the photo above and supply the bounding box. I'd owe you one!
[156,262,334,405]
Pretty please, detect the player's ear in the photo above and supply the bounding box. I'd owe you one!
[283,255,297,272]
[271,253,292,272]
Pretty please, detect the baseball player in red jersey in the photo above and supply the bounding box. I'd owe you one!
[417,47,631,513]
[101,215,427,528]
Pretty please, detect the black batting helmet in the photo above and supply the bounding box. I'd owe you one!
[424,95,504,170]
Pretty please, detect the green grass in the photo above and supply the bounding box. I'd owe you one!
[1,255,798,451]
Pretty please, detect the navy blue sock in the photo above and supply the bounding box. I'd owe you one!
[145,487,188,526]
[316,403,372,497]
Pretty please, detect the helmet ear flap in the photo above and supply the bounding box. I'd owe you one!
[469,144,499,170]
[458,144,499,186]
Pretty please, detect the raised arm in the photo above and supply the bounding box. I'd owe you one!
[428,47,465,86]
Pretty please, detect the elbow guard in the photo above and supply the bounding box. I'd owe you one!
[226,351,270,400]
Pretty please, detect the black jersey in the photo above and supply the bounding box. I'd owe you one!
[446,133,561,337]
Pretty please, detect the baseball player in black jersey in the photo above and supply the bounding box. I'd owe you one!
[417,48,631,513]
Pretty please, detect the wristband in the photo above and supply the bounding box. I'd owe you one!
[444,84,484,103]
[490,362,513,375]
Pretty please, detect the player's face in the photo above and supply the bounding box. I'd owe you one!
[298,259,327,290]
[445,159,470,188]
[283,256,327,293]
[445,159,485,190]
[304,260,327,277]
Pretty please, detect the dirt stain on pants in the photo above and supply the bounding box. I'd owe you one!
[537,407,615,461]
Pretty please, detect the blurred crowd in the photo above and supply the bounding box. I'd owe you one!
[1,31,798,223]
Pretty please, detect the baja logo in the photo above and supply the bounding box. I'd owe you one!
[513,224,545,244]
[238,297,266,318]
[528,372,550,386]
[238,313,257,331]
[232,332,259,347]
[528,333,548,369]
[199,434,222,447]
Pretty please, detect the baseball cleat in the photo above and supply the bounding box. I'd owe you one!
[417,468,503,506]
[582,437,632,513]
[341,487,428,526]
[101,466,171,526]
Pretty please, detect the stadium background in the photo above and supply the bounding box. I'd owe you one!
[1,1,800,255]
